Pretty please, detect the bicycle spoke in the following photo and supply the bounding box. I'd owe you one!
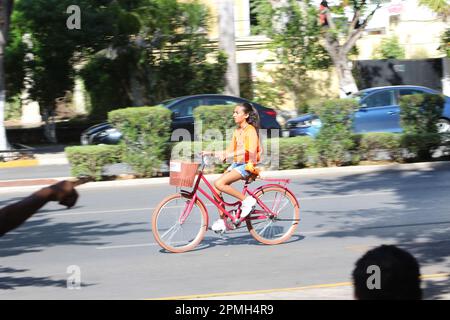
[247,186,299,244]
[152,194,207,253]
[161,223,182,244]
[257,219,274,237]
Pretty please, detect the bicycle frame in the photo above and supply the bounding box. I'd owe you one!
[179,161,294,229]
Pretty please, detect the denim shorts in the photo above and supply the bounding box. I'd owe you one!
[226,162,250,178]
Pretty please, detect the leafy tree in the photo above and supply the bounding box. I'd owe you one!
[441,28,450,57]
[80,0,227,118]
[319,0,382,97]
[251,0,331,112]
[7,0,117,142]
[372,36,405,59]
[418,0,450,20]
[0,0,14,150]
[6,0,227,139]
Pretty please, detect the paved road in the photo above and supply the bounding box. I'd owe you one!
[0,165,70,180]
[1,163,450,299]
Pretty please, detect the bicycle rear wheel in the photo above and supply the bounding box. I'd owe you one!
[152,193,208,253]
[246,185,299,245]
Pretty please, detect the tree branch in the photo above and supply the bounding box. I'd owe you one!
[343,3,380,54]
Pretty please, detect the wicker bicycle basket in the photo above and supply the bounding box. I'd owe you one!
[169,161,200,187]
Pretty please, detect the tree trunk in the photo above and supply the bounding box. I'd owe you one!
[0,49,7,150]
[333,55,358,98]
[42,108,57,144]
[0,0,13,151]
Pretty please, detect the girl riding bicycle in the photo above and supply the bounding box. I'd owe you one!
[203,102,262,233]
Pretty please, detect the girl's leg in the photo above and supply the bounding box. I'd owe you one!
[214,170,245,201]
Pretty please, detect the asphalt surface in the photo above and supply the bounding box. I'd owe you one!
[0,165,70,180]
[1,163,450,299]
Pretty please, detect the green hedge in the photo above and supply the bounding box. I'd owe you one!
[171,136,317,172]
[310,98,359,166]
[65,145,123,181]
[401,133,442,161]
[400,94,445,134]
[193,105,236,138]
[357,133,402,162]
[399,94,445,160]
[108,106,172,177]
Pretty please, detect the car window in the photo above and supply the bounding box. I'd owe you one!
[362,90,395,108]
[171,99,202,117]
[204,97,239,106]
[399,89,424,96]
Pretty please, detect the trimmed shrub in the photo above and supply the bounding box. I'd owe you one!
[357,133,402,162]
[401,133,442,161]
[108,106,172,177]
[65,145,123,181]
[193,105,236,138]
[272,137,317,170]
[310,98,359,166]
[399,94,445,134]
[399,94,445,160]
[171,136,317,173]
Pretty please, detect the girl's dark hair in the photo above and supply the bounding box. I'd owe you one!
[240,102,260,132]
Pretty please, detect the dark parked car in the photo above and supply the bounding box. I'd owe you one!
[81,94,281,145]
[283,85,450,138]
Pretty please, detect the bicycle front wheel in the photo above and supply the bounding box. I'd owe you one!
[152,193,208,253]
[246,185,300,245]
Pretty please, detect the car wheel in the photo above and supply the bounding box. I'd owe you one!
[437,119,450,133]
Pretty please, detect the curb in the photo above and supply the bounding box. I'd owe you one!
[1,160,449,194]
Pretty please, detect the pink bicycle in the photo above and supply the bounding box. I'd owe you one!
[152,155,300,253]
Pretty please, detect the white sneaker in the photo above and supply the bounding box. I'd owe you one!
[211,219,226,233]
[240,196,257,219]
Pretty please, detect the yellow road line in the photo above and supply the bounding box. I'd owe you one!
[149,273,450,300]
[149,282,353,300]
[0,159,38,168]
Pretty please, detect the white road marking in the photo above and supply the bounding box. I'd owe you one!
[44,191,395,218]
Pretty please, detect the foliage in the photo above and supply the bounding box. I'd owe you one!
[399,94,445,160]
[108,106,172,177]
[441,28,450,57]
[4,95,21,120]
[171,136,317,173]
[6,0,226,122]
[418,0,450,19]
[276,136,318,169]
[372,36,405,59]
[399,94,445,134]
[401,133,442,161]
[251,78,286,109]
[356,132,402,161]
[251,0,331,112]
[310,98,359,166]
[193,105,236,138]
[65,144,123,181]
[80,0,227,118]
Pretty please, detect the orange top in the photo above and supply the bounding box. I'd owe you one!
[226,124,261,164]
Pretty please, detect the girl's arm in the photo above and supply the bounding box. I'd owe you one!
[245,128,259,164]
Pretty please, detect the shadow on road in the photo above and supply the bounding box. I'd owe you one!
[157,232,305,254]
[0,266,95,290]
[297,161,450,299]
[0,215,148,258]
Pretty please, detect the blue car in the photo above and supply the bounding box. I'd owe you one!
[283,85,450,138]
